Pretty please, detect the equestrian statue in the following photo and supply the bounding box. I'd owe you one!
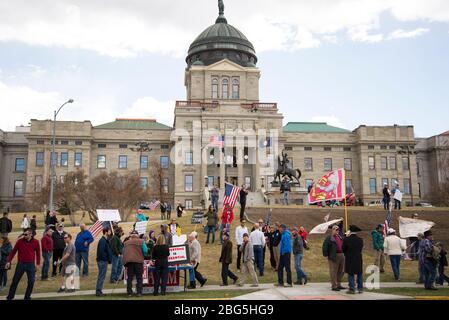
[273,150,302,185]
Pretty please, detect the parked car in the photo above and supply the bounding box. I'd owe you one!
[368,200,383,207]
[416,202,433,208]
[140,202,150,210]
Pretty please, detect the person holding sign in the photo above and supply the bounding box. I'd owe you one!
[152,235,170,296]
[392,184,402,210]
[123,231,147,297]
[167,218,182,237]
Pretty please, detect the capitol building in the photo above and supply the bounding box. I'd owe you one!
[0,4,447,212]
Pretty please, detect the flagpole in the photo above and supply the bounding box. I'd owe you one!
[344,169,348,233]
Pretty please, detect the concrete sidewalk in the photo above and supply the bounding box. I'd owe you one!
[0,282,420,300]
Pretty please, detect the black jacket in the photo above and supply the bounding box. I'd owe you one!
[52,230,67,250]
[153,244,170,267]
[0,217,12,234]
[45,215,58,227]
[271,230,282,247]
[220,240,233,264]
[342,234,364,274]
[239,189,248,203]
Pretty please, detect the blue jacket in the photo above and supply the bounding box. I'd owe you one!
[75,230,94,253]
[96,236,112,263]
[280,230,292,255]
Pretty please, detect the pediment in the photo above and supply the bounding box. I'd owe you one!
[206,59,249,72]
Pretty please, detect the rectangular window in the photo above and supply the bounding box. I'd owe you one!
[61,140,69,145]
[368,145,375,150]
[346,179,353,195]
[404,179,411,194]
[160,156,169,169]
[417,162,420,176]
[98,144,106,148]
[368,156,375,170]
[382,178,389,188]
[185,175,193,192]
[37,139,44,145]
[244,176,251,190]
[185,152,193,166]
[75,152,82,167]
[389,145,396,150]
[304,158,313,171]
[381,157,388,170]
[185,200,193,210]
[15,158,25,172]
[35,176,43,193]
[51,152,58,167]
[97,155,106,169]
[36,152,44,167]
[140,156,148,169]
[208,176,214,188]
[14,180,24,197]
[119,144,128,149]
[161,144,169,150]
[344,158,352,171]
[304,147,313,151]
[75,140,83,146]
[402,157,410,170]
[380,145,387,150]
[60,152,68,167]
[305,179,313,189]
[343,147,352,152]
[324,158,333,171]
[140,177,148,190]
[369,178,377,194]
[119,155,127,169]
[161,178,169,194]
[389,157,397,170]
[324,147,332,152]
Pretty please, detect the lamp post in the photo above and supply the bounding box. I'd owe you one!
[48,99,74,212]
[398,145,417,206]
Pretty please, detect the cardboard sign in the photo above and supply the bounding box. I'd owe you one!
[134,221,148,235]
[173,234,187,246]
[191,212,203,225]
[168,245,190,265]
[96,209,121,222]
[394,190,403,202]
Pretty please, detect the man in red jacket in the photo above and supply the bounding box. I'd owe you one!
[41,227,54,281]
[5,228,41,300]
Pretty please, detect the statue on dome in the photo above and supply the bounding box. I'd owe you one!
[218,0,225,16]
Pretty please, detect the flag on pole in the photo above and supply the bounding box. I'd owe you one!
[149,200,161,211]
[383,209,392,238]
[308,169,346,204]
[88,220,104,238]
[209,135,225,148]
[221,183,241,223]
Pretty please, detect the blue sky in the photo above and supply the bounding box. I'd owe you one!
[0,0,448,137]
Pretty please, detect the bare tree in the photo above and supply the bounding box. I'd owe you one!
[149,159,167,202]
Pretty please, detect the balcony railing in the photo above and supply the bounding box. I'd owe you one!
[241,103,278,110]
[176,101,219,109]
[176,101,278,111]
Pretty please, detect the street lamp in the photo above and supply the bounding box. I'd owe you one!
[398,145,417,206]
[48,99,74,212]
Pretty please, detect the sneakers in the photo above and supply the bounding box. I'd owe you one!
[303,277,308,285]
[358,290,364,294]
[346,289,356,295]
[294,280,303,285]
[57,287,66,293]
[284,283,293,288]
[337,286,347,290]
[331,288,341,291]
[274,283,283,287]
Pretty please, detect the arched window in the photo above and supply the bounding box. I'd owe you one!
[212,78,218,99]
[232,79,240,99]
[222,79,229,99]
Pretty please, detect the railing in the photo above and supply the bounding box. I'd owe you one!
[241,102,278,110]
[176,101,219,109]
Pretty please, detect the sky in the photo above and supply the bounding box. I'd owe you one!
[0,0,449,138]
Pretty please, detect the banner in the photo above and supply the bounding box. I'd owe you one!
[191,212,203,224]
[173,235,187,246]
[134,221,148,235]
[96,209,121,222]
[309,218,344,234]
[308,169,345,204]
[399,216,435,238]
[169,245,190,265]
[394,190,403,202]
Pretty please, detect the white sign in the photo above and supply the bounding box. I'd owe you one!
[394,190,403,202]
[96,209,121,222]
[172,234,187,246]
[399,216,435,238]
[135,221,148,235]
[309,218,344,234]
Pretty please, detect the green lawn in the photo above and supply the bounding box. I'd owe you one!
[375,287,449,297]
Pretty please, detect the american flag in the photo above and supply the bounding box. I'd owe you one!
[88,220,104,238]
[209,135,224,148]
[149,200,161,210]
[383,209,392,238]
[222,183,241,212]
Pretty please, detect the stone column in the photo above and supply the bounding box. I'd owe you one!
[220,149,226,189]
[254,146,261,191]
[201,146,208,188]
[237,147,244,188]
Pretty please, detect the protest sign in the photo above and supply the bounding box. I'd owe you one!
[173,234,187,246]
[394,190,403,202]
[168,244,190,265]
[96,209,121,222]
[309,218,343,234]
[191,211,203,224]
[399,216,435,238]
[135,221,148,235]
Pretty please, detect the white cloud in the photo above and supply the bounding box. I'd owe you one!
[0,0,447,57]
[387,28,430,40]
[0,80,174,131]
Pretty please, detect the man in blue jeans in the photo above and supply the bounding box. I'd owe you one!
[96,228,112,297]
[292,227,307,285]
[40,227,54,281]
[6,228,41,300]
[419,230,438,290]
[75,223,94,277]
[249,223,265,277]
[276,224,292,287]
